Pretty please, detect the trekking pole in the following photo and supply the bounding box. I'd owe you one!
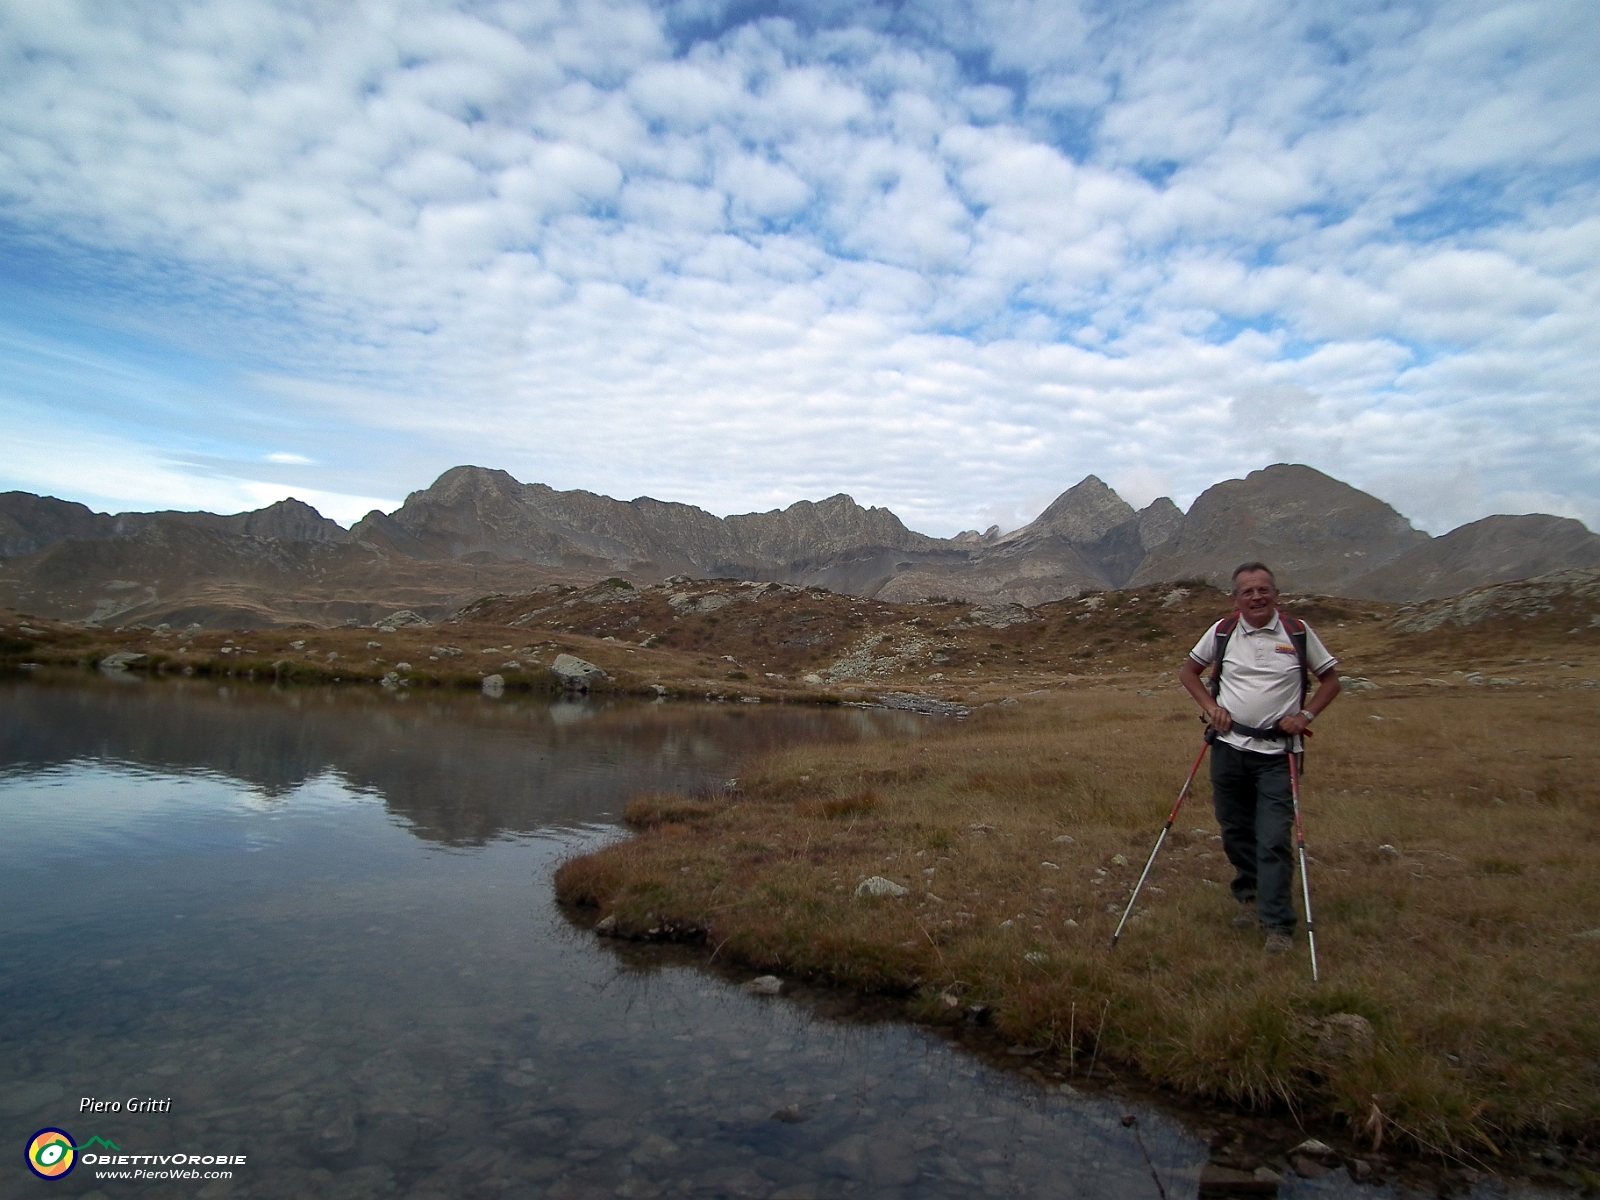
[1286,750,1319,983]
[1111,739,1210,948]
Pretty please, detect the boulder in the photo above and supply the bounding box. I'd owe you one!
[550,653,610,692]
[1307,1012,1376,1062]
[98,651,146,671]
[381,610,431,628]
[855,876,910,898]
[481,674,505,696]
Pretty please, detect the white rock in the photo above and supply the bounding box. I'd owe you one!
[1053,834,1076,844]
[98,651,146,670]
[551,653,610,691]
[382,610,431,628]
[481,674,505,696]
[1293,1138,1336,1158]
[741,975,783,996]
[855,876,909,899]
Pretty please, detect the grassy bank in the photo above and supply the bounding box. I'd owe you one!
[556,682,1600,1167]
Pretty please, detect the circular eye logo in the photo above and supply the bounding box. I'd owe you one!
[27,1129,76,1179]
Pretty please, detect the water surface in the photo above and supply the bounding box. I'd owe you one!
[0,676,1479,1199]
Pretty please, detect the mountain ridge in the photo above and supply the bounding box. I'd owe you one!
[2,465,1596,628]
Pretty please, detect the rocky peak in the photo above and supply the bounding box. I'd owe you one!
[1136,497,1183,551]
[0,493,119,558]
[1347,513,1600,602]
[416,465,526,505]
[216,498,348,543]
[1127,463,1429,592]
[1022,476,1138,544]
[952,525,1002,545]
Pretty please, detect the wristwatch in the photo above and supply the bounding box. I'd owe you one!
[1298,709,1315,722]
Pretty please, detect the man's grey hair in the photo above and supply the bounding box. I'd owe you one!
[1230,561,1276,589]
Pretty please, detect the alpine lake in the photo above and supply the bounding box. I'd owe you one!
[0,674,1569,1200]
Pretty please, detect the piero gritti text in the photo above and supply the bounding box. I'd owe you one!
[81,1096,173,1114]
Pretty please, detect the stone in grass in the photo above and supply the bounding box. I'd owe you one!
[855,876,910,898]
[1306,1013,1376,1062]
[593,915,619,936]
[742,975,783,996]
[551,653,610,692]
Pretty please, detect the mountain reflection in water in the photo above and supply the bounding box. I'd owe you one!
[0,675,1455,1200]
[0,676,925,845]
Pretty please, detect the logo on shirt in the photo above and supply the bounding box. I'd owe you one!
[1274,644,1297,655]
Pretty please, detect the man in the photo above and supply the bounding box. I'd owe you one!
[1178,562,1341,954]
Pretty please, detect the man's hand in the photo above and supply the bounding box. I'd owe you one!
[1277,712,1310,736]
[1179,656,1232,731]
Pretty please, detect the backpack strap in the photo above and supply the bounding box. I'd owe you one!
[1208,615,1240,699]
[1280,614,1311,710]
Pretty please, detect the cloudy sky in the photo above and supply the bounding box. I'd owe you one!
[1,0,1596,536]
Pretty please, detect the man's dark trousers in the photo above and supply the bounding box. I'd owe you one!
[1210,741,1297,934]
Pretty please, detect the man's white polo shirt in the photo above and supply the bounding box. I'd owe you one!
[1188,611,1337,755]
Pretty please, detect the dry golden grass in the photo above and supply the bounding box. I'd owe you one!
[556,683,1600,1156]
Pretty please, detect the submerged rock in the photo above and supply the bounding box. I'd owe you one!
[741,975,782,996]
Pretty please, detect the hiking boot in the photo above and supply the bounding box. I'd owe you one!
[1231,901,1257,931]
[1263,931,1293,954]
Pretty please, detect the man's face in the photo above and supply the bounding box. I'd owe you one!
[1232,570,1278,626]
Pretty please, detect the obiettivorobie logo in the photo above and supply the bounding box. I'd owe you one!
[26,1129,99,1180]
[25,1129,245,1181]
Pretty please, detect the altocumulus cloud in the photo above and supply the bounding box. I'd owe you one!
[0,0,1596,533]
